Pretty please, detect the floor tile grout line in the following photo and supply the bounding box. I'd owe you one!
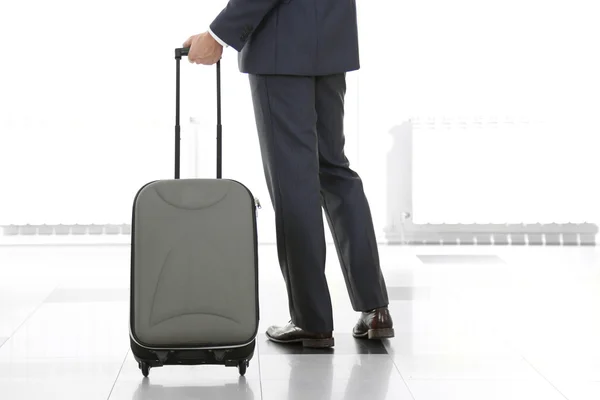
[520,355,570,400]
[3,284,60,346]
[385,343,418,400]
[393,368,418,400]
[106,349,131,400]
[257,341,264,400]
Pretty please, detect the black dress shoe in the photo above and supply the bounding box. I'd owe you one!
[266,322,334,348]
[353,307,395,339]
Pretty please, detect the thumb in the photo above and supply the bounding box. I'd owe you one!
[182,35,194,48]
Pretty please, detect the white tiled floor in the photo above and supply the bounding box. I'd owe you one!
[1,243,599,399]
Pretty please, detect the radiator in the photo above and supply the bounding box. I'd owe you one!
[384,117,598,245]
[409,116,595,224]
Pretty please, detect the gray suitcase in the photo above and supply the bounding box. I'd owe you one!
[129,48,259,378]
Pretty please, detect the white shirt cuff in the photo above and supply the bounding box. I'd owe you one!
[209,28,229,48]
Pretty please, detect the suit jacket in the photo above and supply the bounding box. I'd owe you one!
[210,0,360,76]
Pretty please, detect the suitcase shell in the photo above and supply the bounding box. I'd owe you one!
[128,49,259,377]
[129,179,259,372]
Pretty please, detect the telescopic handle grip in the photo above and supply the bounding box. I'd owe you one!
[175,48,189,59]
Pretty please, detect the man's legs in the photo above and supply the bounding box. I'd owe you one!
[315,73,390,312]
[248,74,334,334]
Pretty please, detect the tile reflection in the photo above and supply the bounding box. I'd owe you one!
[261,354,408,400]
[341,357,401,400]
[285,356,333,400]
[130,376,256,400]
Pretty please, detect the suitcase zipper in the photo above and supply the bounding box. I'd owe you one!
[255,197,262,210]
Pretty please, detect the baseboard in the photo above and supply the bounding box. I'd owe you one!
[2,223,597,246]
[384,222,598,245]
[1,224,131,236]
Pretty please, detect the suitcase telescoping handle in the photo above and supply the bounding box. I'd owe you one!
[174,47,222,180]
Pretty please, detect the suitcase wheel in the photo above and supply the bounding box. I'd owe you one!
[139,361,150,377]
[238,360,249,376]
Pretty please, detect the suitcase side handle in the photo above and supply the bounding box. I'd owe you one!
[175,48,222,180]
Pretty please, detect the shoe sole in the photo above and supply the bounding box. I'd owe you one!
[353,328,395,340]
[267,334,335,348]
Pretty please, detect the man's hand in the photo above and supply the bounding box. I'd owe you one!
[183,32,223,65]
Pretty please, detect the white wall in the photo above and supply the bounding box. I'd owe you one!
[0,0,598,241]
[355,0,600,230]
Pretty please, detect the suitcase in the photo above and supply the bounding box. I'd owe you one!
[129,48,260,378]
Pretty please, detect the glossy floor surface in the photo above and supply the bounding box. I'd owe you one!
[0,243,599,399]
